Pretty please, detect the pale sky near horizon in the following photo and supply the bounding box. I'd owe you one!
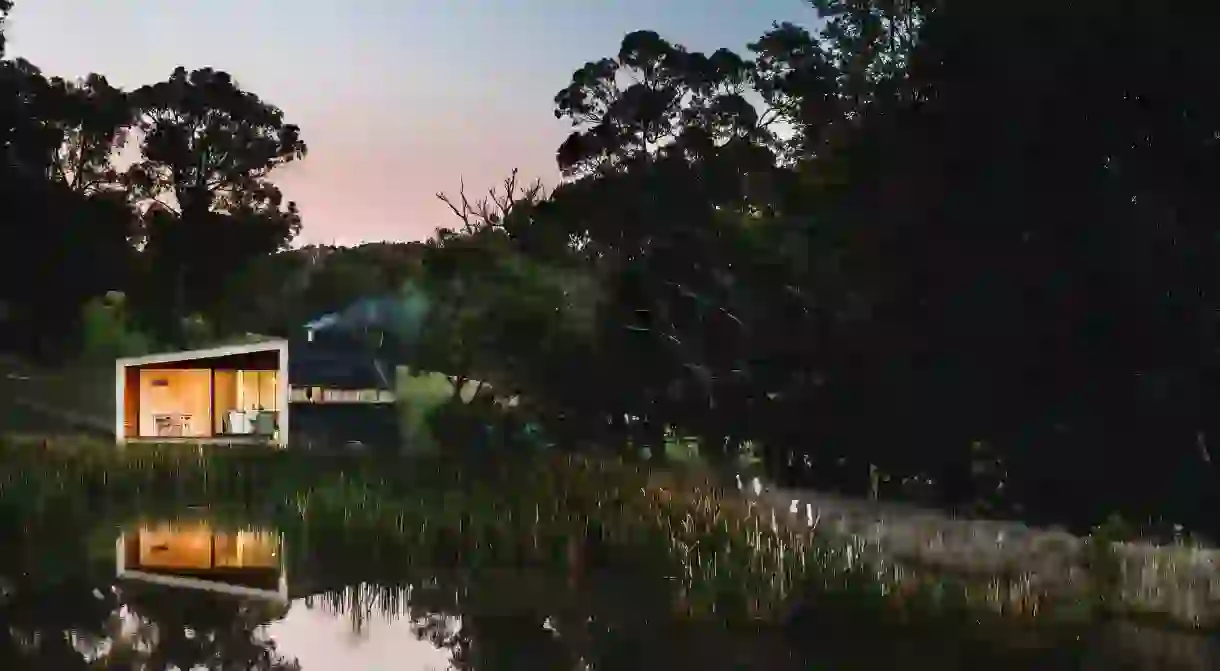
[7,0,817,246]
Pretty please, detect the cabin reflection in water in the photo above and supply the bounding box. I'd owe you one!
[115,521,288,602]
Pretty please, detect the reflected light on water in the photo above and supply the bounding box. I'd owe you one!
[116,520,288,602]
[266,597,457,671]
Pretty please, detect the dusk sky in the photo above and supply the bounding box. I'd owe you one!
[7,1,816,246]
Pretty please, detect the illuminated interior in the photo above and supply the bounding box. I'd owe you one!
[129,368,280,439]
[137,369,212,438]
[134,522,280,571]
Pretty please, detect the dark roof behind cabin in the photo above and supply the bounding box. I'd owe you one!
[288,338,392,390]
[291,296,415,390]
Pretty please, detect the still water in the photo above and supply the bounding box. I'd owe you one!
[0,509,809,670]
[2,504,1218,670]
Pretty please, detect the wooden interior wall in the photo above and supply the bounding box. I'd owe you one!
[123,367,139,438]
[137,369,213,437]
[213,370,237,433]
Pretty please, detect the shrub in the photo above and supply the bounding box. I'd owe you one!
[426,393,544,454]
[79,292,154,362]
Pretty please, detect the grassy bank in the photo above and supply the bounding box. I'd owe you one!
[0,356,114,425]
[0,439,1122,665]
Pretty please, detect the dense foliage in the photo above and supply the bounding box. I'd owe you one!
[0,1,305,356]
[4,0,1220,534]
[394,0,1220,536]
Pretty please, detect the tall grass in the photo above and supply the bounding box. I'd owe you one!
[0,439,1114,660]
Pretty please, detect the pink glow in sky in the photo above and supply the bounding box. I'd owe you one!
[6,0,813,245]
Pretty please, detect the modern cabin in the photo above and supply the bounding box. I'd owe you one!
[115,520,288,602]
[115,339,290,447]
[114,335,398,449]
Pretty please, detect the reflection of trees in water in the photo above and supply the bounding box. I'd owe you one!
[444,614,582,671]
[110,584,299,671]
[303,580,488,667]
[305,580,435,637]
[306,579,595,671]
[293,557,791,671]
[0,577,300,670]
[0,506,791,671]
[0,505,122,669]
[0,581,118,670]
[0,586,159,669]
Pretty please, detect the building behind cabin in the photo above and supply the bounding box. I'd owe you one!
[285,334,399,450]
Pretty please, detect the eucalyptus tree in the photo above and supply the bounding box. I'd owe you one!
[124,66,307,340]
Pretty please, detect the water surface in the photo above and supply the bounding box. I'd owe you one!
[0,459,1216,670]
[0,509,807,670]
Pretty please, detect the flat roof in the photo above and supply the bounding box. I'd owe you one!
[116,338,288,367]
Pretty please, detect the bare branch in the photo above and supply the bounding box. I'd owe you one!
[438,169,548,234]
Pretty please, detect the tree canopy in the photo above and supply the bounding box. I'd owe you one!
[0,5,309,353]
[3,0,1219,534]
[384,0,1220,535]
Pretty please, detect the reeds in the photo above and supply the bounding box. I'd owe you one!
[0,439,1172,639]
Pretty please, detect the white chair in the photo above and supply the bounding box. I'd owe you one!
[153,414,173,437]
[227,410,252,434]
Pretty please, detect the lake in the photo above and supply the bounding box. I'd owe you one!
[0,506,812,670]
[0,445,1217,670]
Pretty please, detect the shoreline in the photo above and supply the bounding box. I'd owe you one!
[737,476,1220,628]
